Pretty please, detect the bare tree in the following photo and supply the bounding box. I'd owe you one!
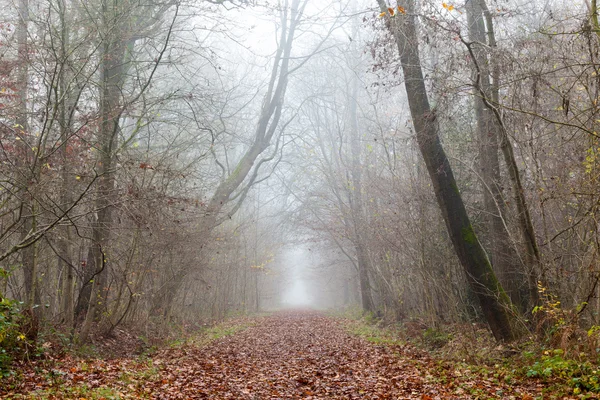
[376,0,521,341]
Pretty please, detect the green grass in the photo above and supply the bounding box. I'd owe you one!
[347,321,404,346]
[172,318,256,348]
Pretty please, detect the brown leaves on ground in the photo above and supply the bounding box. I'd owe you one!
[3,311,552,399]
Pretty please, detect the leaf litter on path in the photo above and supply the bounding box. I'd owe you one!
[3,311,550,399]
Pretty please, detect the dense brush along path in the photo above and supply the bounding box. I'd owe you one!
[5,311,546,399]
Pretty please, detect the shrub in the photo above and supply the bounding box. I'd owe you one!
[422,327,452,349]
[0,297,27,376]
[525,349,600,393]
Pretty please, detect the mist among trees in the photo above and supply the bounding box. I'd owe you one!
[2,0,600,397]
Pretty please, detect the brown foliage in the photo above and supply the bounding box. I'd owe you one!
[4,312,547,399]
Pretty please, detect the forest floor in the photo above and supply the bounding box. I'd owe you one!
[0,311,580,399]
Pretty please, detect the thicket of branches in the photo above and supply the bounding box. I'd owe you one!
[286,0,600,343]
[1,0,600,357]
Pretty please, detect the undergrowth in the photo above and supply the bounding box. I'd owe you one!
[340,305,600,399]
[168,318,256,349]
[1,316,258,398]
[0,298,35,377]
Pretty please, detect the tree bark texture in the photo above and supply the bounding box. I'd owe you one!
[78,0,132,341]
[465,0,525,311]
[471,0,541,309]
[376,0,521,341]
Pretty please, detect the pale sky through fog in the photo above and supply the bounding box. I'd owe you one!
[281,246,315,308]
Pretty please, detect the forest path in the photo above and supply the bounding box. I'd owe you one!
[6,311,546,399]
[151,311,434,399]
[140,311,537,399]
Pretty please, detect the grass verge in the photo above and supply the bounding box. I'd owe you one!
[340,310,599,399]
[2,317,257,399]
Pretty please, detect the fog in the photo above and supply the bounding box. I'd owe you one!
[282,279,312,308]
[2,0,595,349]
[279,247,311,307]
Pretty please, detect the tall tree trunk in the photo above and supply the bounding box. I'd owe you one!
[78,3,131,341]
[376,0,522,341]
[57,0,75,328]
[157,0,307,305]
[465,0,525,311]
[471,0,540,309]
[16,0,41,314]
[349,71,375,313]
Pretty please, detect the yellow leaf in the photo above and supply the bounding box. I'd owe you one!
[378,12,386,18]
[397,6,406,14]
[388,7,395,15]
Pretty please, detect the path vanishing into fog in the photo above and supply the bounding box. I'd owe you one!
[153,311,436,399]
[7,311,547,399]
[143,311,541,399]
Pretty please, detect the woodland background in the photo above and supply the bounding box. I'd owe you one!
[0,0,599,368]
